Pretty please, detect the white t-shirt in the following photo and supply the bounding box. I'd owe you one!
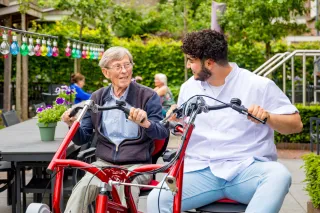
[178,63,297,181]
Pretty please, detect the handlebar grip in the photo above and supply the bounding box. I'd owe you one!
[262,117,267,124]
[122,107,130,116]
[122,107,145,123]
[69,108,80,118]
[249,114,267,124]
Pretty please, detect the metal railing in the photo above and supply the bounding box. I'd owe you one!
[256,50,320,106]
[253,52,290,75]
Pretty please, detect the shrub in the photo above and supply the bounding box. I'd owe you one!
[302,153,320,208]
[275,104,320,143]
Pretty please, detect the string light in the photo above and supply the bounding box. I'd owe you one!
[10,35,20,55]
[20,36,29,56]
[34,38,41,56]
[65,41,71,57]
[0,33,10,55]
[52,40,59,57]
[28,37,35,56]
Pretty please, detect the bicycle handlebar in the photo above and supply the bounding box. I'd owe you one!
[163,97,267,125]
[68,100,145,123]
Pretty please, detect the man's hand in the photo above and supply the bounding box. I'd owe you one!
[247,105,270,124]
[129,107,151,128]
[61,108,77,127]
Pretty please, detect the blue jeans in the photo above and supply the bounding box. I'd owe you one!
[147,161,291,213]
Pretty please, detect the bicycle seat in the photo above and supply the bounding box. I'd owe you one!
[196,198,247,213]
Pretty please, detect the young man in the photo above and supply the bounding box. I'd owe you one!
[147,30,303,213]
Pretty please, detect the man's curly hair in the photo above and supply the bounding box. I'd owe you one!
[181,29,228,66]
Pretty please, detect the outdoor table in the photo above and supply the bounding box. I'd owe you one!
[0,118,78,213]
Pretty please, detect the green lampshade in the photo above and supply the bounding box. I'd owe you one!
[20,43,29,56]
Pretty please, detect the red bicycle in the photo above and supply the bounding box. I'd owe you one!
[26,96,266,213]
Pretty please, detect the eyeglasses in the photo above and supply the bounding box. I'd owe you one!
[106,62,133,71]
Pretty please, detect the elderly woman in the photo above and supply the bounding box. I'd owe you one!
[62,46,169,213]
[154,73,175,116]
[70,73,91,104]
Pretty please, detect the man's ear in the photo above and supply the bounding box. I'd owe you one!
[206,59,215,67]
[101,68,110,79]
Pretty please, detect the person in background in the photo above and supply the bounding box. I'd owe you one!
[70,73,91,104]
[154,73,175,116]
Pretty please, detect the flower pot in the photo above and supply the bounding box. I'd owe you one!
[37,122,57,141]
[308,201,320,213]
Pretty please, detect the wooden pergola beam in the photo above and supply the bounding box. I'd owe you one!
[0,0,9,7]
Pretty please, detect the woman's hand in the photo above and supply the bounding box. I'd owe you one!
[61,108,77,127]
[129,107,151,128]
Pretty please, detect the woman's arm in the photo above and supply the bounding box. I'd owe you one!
[75,86,91,101]
[155,86,167,97]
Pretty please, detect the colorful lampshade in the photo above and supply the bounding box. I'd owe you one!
[28,38,35,56]
[20,36,29,56]
[34,39,41,56]
[46,40,52,57]
[82,46,87,59]
[0,33,10,55]
[76,44,81,59]
[52,40,59,57]
[65,41,71,57]
[40,39,48,56]
[10,35,20,55]
[71,43,77,58]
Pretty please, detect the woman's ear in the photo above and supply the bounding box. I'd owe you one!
[101,68,110,79]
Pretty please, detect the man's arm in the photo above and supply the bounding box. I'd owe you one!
[72,111,94,145]
[254,80,303,135]
[268,113,303,135]
[61,108,94,145]
[247,105,303,135]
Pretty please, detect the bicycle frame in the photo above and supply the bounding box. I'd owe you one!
[46,100,198,213]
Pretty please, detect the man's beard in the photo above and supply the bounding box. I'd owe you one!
[195,66,212,81]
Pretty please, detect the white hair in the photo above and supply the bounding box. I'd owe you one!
[155,73,167,85]
[98,46,133,68]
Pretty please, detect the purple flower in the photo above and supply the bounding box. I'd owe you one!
[36,107,44,113]
[56,97,65,105]
[46,105,52,109]
[61,85,68,91]
[55,87,61,94]
[66,89,71,95]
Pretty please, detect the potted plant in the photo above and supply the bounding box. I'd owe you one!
[36,85,76,141]
[302,153,320,213]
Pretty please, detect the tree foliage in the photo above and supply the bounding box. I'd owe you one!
[218,0,309,57]
[107,4,164,37]
[53,0,110,37]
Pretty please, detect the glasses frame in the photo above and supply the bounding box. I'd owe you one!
[106,62,134,71]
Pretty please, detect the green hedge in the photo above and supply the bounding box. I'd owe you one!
[275,104,320,143]
[302,153,320,208]
[111,36,185,100]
